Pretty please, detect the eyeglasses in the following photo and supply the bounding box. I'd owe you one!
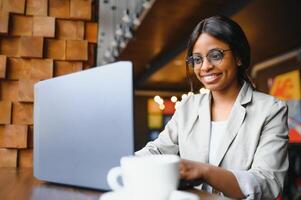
[186,48,231,68]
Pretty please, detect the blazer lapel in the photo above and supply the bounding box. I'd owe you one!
[195,93,211,163]
[212,82,252,166]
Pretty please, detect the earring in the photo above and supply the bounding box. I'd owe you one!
[235,57,242,66]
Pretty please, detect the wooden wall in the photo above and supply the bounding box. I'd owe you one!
[0,0,98,167]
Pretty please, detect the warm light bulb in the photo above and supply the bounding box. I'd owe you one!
[154,95,160,103]
[181,94,188,100]
[171,96,177,103]
[159,104,165,110]
[188,92,194,96]
[158,98,164,105]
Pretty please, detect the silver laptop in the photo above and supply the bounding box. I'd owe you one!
[34,61,134,190]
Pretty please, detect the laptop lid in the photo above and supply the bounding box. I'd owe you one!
[34,61,134,190]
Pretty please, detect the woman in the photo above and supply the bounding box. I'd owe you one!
[136,16,288,199]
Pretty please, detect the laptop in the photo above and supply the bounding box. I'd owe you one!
[34,61,134,190]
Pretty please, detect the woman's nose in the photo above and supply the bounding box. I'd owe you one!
[200,58,213,72]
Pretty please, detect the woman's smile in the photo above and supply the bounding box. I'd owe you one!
[201,73,223,84]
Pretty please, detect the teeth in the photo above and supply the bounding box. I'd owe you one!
[203,74,218,82]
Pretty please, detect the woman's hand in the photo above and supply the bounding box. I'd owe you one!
[179,159,245,199]
[179,159,209,180]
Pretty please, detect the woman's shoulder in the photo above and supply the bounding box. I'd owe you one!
[178,92,209,108]
[251,90,288,110]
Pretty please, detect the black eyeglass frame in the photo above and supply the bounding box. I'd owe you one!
[186,48,231,68]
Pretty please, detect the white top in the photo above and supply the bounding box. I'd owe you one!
[209,121,228,165]
[205,121,228,193]
[208,120,261,198]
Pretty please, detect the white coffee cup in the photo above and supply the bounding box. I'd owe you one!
[107,154,181,200]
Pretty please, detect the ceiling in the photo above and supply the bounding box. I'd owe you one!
[118,0,301,93]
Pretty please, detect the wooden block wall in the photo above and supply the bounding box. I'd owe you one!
[70,0,92,20]
[57,19,84,40]
[0,149,17,167]
[54,61,83,76]
[66,40,88,60]
[45,39,66,60]
[33,16,55,37]
[0,125,28,148]
[49,0,70,19]
[0,0,98,168]
[0,55,6,78]
[10,15,33,36]
[19,36,44,58]
[26,0,48,16]
[0,101,12,124]
[0,37,20,57]
[85,22,98,43]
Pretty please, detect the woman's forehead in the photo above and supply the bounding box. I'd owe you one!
[192,33,229,53]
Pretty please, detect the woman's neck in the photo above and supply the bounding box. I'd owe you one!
[211,81,241,105]
[210,81,242,121]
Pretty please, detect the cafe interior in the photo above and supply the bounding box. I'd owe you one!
[0,0,301,199]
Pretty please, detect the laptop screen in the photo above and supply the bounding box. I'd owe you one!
[34,61,134,190]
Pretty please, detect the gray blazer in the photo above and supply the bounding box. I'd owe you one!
[136,82,289,199]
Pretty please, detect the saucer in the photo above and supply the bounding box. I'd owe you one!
[99,189,127,200]
[99,190,199,200]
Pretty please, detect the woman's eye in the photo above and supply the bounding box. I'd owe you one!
[193,56,202,64]
[209,51,223,60]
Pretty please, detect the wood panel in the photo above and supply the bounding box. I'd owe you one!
[6,58,31,80]
[7,58,53,80]
[19,36,43,58]
[5,0,26,14]
[0,101,12,124]
[0,148,17,167]
[49,0,70,19]
[18,149,33,167]
[70,0,92,20]
[0,81,19,101]
[30,58,53,80]
[26,0,48,16]
[66,40,88,61]
[0,9,9,34]
[46,39,66,60]
[56,19,84,40]
[85,22,98,43]
[33,16,55,37]
[12,102,33,125]
[83,44,95,69]
[28,125,33,148]
[0,125,28,148]
[0,37,20,57]
[54,61,83,76]
[0,0,97,168]
[10,15,33,36]
[18,79,37,102]
[0,55,7,78]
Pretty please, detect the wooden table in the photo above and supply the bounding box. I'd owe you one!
[0,168,232,200]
